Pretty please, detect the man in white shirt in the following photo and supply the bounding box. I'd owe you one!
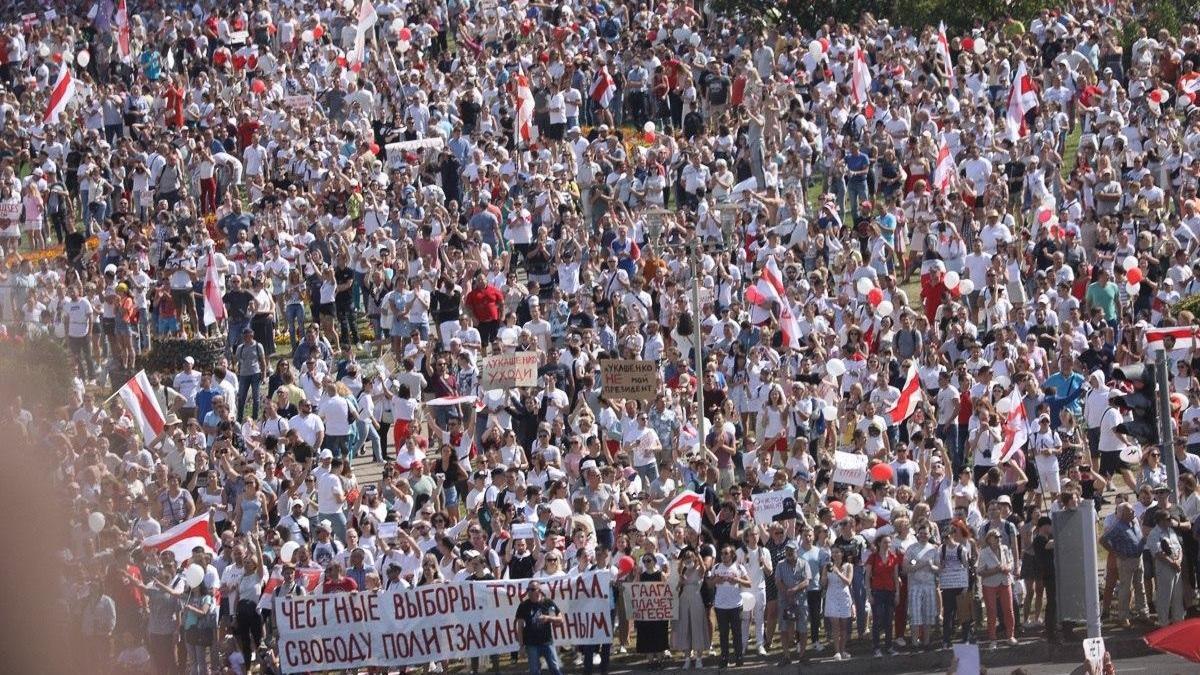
[318,381,353,459]
[64,284,96,378]
[289,399,326,449]
[316,452,348,542]
[1097,391,1137,491]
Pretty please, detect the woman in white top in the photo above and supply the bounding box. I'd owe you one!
[969,409,1002,482]
[708,545,750,667]
[738,527,773,656]
[823,545,854,661]
[978,528,1017,647]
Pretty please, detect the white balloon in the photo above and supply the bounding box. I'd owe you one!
[184,564,205,589]
[63,50,74,64]
[643,121,656,134]
[958,279,975,295]
[845,493,865,516]
[823,405,839,422]
[301,30,315,43]
[38,44,50,58]
[635,515,653,532]
[689,33,701,47]
[343,0,355,11]
[1122,255,1138,272]
[87,512,106,533]
[741,590,757,612]
[651,514,666,531]
[397,39,411,53]
[972,39,987,55]
[280,541,300,564]
[855,277,875,296]
[826,359,846,377]
[995,398,1013,415]
[943,271,960,289]
[809,40,824,60]
[391,18,404,34]
[550,499,572,519]
[875,300,894,317]
[1126,282,1141,296]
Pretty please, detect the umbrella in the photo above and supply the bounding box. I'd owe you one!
[1145,618,1200,663]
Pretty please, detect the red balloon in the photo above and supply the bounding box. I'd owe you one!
[867,287,884,307]
[616,555,635,576]
[1126,268,1143,284]
[398,27,412,42]
[962,37,975,52]
[232,53,247,70]
[250,79,266,94]
[643,131,656,143]
[336,56,347,67]
[312,25,325,39]
[212,50,228,66]
[829,501,847,520]
[369,142,380,155]
[52,52,63,64]
[818,38,830,52]
[870,463,895,483]
[350,62,362,73]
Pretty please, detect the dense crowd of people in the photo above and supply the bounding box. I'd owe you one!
[6,0,1200,673]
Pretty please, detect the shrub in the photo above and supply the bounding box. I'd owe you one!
[0,335,74,414]
[138,336,226,376]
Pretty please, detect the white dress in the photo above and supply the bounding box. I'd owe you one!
[823,563,853,619]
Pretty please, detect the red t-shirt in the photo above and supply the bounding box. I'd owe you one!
[867,551,901,591]
[464,285,503,323]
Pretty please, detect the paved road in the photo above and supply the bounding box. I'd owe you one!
[889,652,1190,675]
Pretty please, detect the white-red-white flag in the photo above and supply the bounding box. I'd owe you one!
[778,300,800,352]
[590,66,615,108]
[1145,325,1200,354]
[997,389,1030,463]
[1004,61,1039,141]
[202,251,225,326]
[514,69,534,144]
[937,22,955,90]
[356,0,378,31]
[887,361,923,424]
[142,514,216,563]
[932,134,955,193]
[665,490,706,532]
[348,0,378,66]
[1180,72,1200,103]
[851,46,872,105]
[117,369,166,443]
[43,62,76,124]
[115,0,131,62]
[745,257,785,307]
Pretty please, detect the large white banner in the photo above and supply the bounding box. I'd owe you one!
[275,571,613,673]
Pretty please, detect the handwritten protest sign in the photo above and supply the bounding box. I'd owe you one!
[482,352,538,390]
[275,571,612,673]
[283,95,313,109]
[832,451,868,486]
[385,137,445,164]
[751,489,792,525]
[600,360,658,400]
[0,203,20,221]
[623,581,677,621]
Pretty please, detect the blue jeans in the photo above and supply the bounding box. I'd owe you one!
[318,510,347,542]
[525,644,563,675]
[635,462,659,485]
[236,372,262,421]
[355,419,382,461]
[847,180,869,219]
[871,589,896,650]
[285,303,305,345]
[852,565,868,638]
[323,434,350,460]
[940,423,962,470]
[227,320,249,354]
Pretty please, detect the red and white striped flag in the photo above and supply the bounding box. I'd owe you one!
[1004,60,1039,141]
[932,134,955,193]
[590,66,615,108]
[851,46,872,105]
[778,300,800,352]
[887,361,923,424]
[997,389,1030,463]
[936,22,955,90]
[117,370,166,444]
[665,490,706,532]
[202,250,225,326]
[142,514,216,563]
[115,0,131,62]
[349,0,378,66]
[514,69,534,144]
[1145,325,1200,354]
[745,257,785,307]
[262,567,323,595]
[43,62,76,124]
[1180,73,1200,104]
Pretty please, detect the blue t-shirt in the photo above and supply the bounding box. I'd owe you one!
[846,152,870,185]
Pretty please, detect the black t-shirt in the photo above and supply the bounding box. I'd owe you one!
[1032,533,1054,581]
[515,598,560,646]
[334,267,355,307]
[223,289,253,322]
[507,554,536,580]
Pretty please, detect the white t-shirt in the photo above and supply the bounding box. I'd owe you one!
[289,412,325,446]
[710,562,748,609]
[316,471,345,513]
[319,396,353,436]
[64,298,93,338]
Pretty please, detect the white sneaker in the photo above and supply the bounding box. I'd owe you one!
[593,654,601,665]
[574,654,583,666]
[873,649,883,658]
[894,637,907,647]
[757,646,768,656]
[618,645,627,655]
[833,652,844,661]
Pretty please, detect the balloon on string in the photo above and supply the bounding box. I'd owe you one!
[38,44,50,58]
[635,515,653,532]
[312,24,325,39]
[87,512,106,533]
[643,131,656,143]
[855,277,875,296]
[397,40,410,53]
[808,40,824,59]
[995,397,1013,415]
[301,30,314,43]
[550,499,572,519]
[845,493,865,516]
[369,142,380,155]
[398,27,412,42]
[1126,282,1141,296]
[643,121,656,134]
[829,501,847,520]
[651,514,666,531]
[1037,208,1053,224]
[826,359,846,377]
[76,50,90,67]
[616,555,636,575]
[961,37,975,52]
[867,287,884,306]
[870,463,895,483]
[1122,256,1138,271]
[875,300,893,317]
[1126,268,1143,285]
[250,78,267,94]
[823,405,838,422]
[958,279,975,295]
[741,591,757,612]
[184,564,205,589]
[972,39,987,55]
[943,271,960,289]
[280,541,300,564]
